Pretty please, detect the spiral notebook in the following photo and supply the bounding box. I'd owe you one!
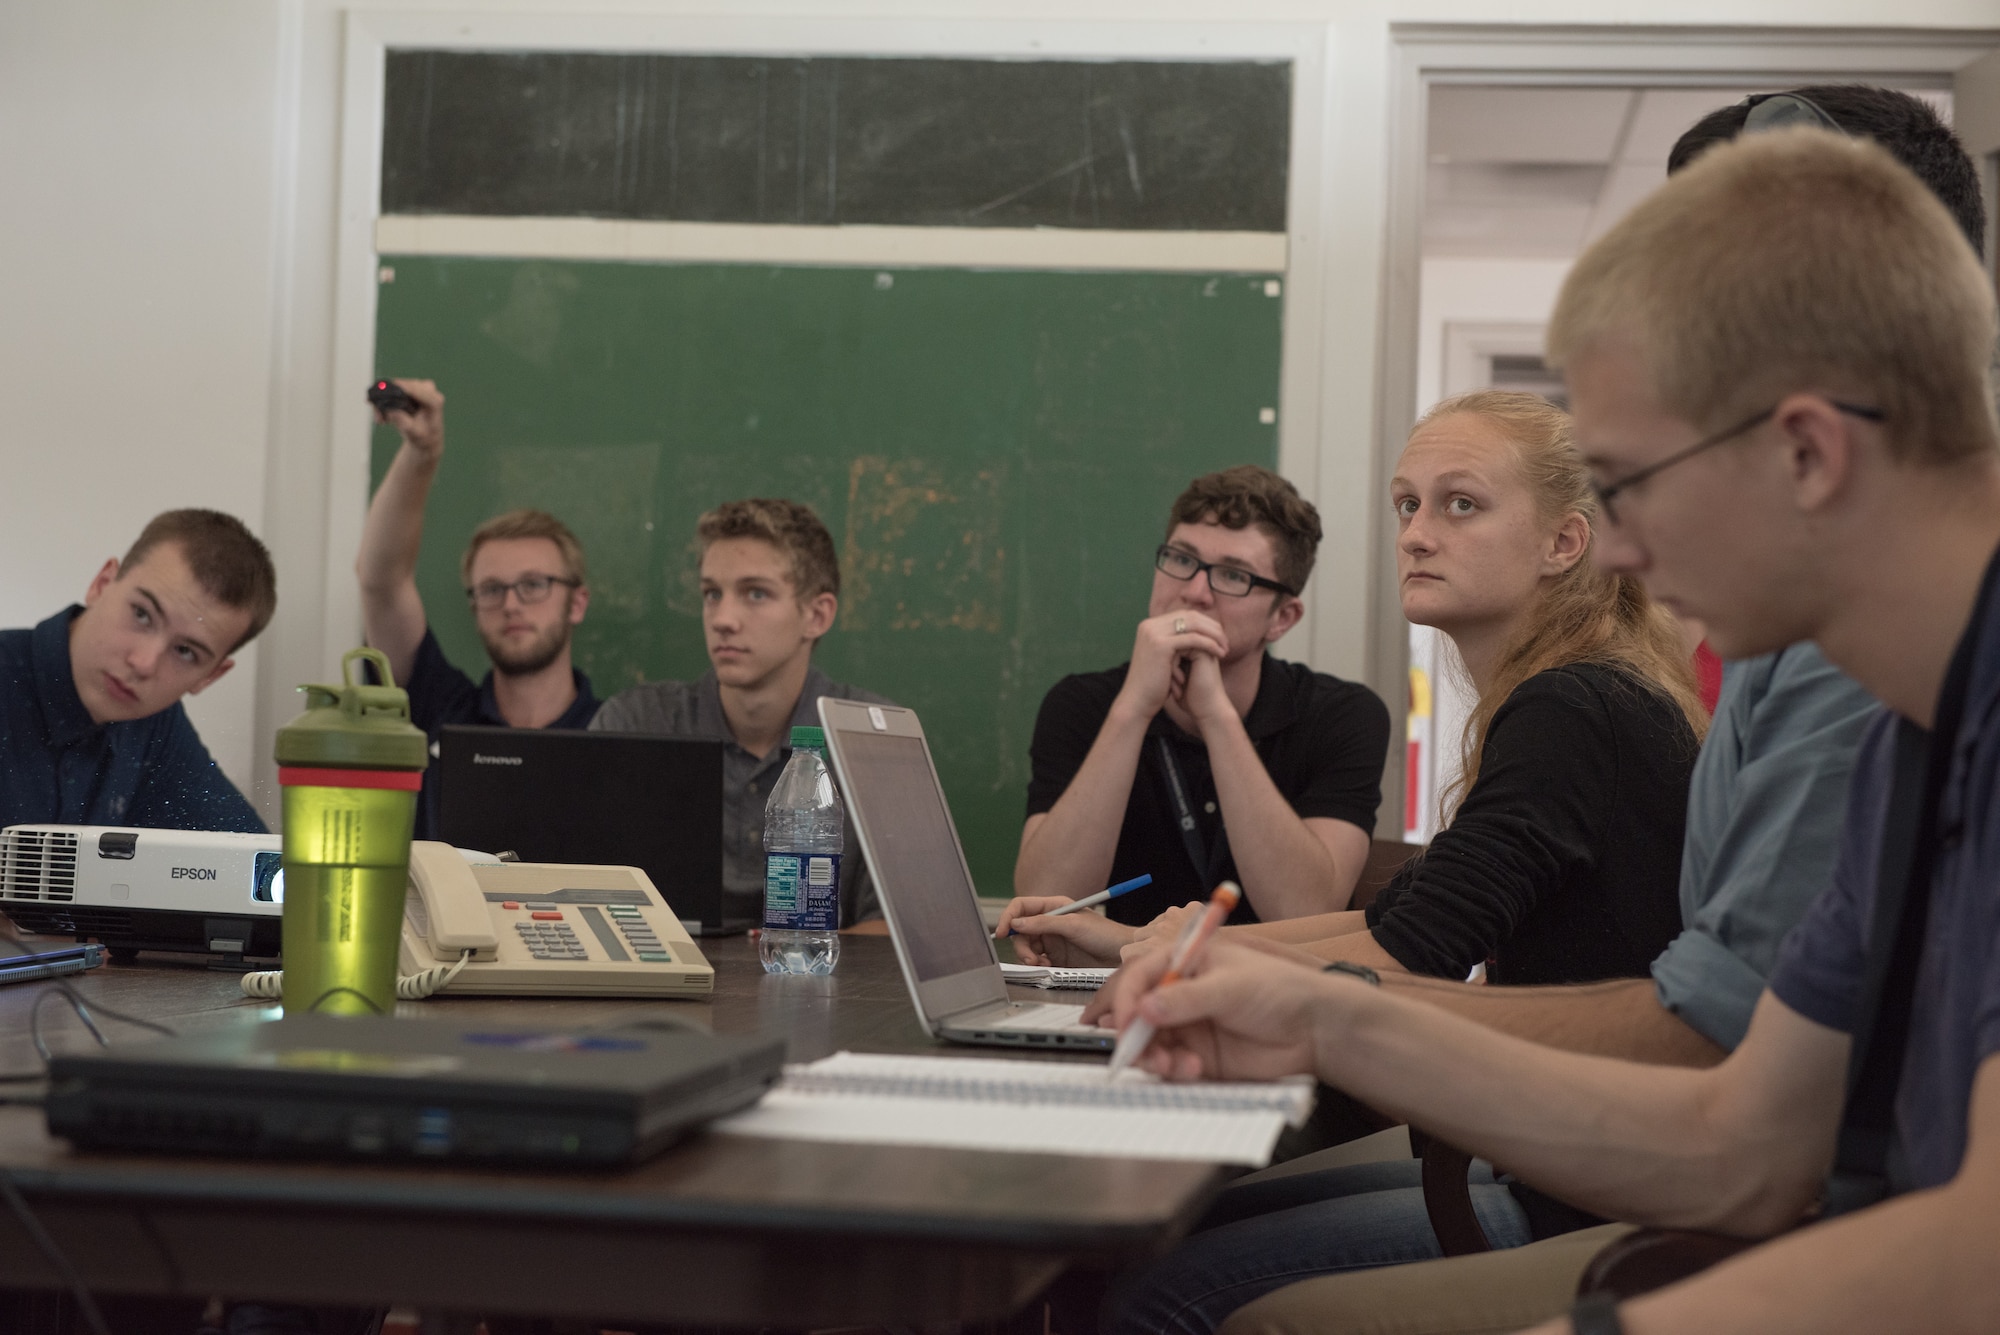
[998,963,1115,990]
[714,1051,1315,1165]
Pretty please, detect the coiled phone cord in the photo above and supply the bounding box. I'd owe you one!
[239,949,474,1002]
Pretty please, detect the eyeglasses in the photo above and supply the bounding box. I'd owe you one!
[1155,545,1296,599]
[465,574,580,610]
[1590,400,1886,526]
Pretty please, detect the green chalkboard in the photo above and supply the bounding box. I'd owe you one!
[372,257,1281,900]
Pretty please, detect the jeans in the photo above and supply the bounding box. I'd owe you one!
[1101,1158,1535,1335]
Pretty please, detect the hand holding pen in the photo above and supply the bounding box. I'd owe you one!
[1040,873,1152,919]
[995,875,1155,968]
[1106,880,1240,1076]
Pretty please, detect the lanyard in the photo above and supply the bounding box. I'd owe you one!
[1155,735,1232,887]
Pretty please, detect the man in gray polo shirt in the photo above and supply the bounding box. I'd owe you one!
[590,499,892,927]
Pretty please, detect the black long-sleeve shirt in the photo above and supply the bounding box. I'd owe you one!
[1367,662,1697,985]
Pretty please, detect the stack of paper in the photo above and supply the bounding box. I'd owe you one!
[714,1050,1315,1165]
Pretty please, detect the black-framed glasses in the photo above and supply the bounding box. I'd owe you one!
[465,574,580,610]
[1154,545,1296,599]
[1590,400,1886,525]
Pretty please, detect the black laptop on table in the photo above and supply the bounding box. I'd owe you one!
[46,1013,784,1166]
[438,726,741,935]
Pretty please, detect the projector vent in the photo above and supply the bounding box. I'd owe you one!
[1,829,79,902]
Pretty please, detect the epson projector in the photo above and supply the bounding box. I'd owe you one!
[0,825,284,960]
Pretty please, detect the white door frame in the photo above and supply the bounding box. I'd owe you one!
[1369,23,2000,836]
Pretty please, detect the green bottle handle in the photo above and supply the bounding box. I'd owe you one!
[298,647,413,722]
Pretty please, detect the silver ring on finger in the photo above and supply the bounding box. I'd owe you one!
[1173,616,1187,634]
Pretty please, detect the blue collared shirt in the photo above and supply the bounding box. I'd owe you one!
[0,608,264,833]
[1651,644,1881,1050]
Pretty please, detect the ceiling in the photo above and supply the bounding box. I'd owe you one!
[1423,86,1956,260]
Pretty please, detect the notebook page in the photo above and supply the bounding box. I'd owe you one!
[712,1051,1315,1166]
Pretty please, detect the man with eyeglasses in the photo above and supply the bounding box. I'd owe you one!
[1009,465,1390,931]
[1081,105,1997,1335]
[356,378,600,839]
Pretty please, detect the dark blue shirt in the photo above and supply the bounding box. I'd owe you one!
[399,627,600,840]
[1769,578,2000,1193]
[0,608,263,833]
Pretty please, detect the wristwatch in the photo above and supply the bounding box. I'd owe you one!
[1569,1292,1623,1335]
[1321,960,1380,987]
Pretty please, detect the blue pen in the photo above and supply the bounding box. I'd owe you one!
[1041,873,1153,919]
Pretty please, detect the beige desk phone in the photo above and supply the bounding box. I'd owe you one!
[401,841,715,997]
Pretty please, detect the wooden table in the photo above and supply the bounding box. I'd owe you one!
[0,933,1225,1327]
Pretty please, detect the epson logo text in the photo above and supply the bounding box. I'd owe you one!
[170,867,219,880]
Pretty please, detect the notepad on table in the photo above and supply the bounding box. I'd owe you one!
[713,1050,1315,1165]
[999,962,1116,990]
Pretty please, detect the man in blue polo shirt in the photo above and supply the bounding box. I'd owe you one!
[356,378,601,839]
[0,509,274,833]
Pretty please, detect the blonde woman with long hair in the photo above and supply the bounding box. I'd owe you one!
[1008,389,1705,987]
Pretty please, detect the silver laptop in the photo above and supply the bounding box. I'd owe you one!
[818,699,1114,1052]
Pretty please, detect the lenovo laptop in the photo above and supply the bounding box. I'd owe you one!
[438,727,742,935]
[817,699,1114,1052]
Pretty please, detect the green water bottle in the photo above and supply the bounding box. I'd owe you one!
[273,647,428,1016]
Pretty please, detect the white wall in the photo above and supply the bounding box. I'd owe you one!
[4,0,1996,832]
[1415,257,1574,413]
[0,0,284,814]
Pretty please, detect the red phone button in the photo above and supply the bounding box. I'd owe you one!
[530,911,563,921]
[501,902,521,911]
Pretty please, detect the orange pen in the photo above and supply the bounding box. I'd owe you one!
[1106,880,1241,1076]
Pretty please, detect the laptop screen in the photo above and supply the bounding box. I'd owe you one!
[833,731,995,982]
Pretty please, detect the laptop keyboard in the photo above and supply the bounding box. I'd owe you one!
[1000,1002,1098,1032]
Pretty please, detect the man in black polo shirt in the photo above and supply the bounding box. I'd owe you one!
[1006,466,1389,935]
[356,379,600,839]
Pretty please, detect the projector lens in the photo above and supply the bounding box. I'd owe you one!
[253,851,286,903]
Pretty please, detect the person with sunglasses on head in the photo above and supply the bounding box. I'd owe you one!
[355,379,600,839]
[1100,121,2000,1335]
[1003,465,1392,934]
[1067,85,1993,1335]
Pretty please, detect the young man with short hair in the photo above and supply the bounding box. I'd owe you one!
[356,379,600,838]
[1012,465,1390,927]
[1079,87,1988,1335]
[0,509,275,832]
[1108,129,2000,1335]
[591,499,892,927]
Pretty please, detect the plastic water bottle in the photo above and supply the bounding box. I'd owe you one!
[760,725,842,975]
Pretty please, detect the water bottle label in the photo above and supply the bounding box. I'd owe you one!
[763,853,840,931]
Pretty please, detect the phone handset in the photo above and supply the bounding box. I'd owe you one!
[406,841,500,961]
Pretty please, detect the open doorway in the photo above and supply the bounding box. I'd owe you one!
[1400,80,1959,841]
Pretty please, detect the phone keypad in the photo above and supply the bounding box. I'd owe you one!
[515,919,586,960]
